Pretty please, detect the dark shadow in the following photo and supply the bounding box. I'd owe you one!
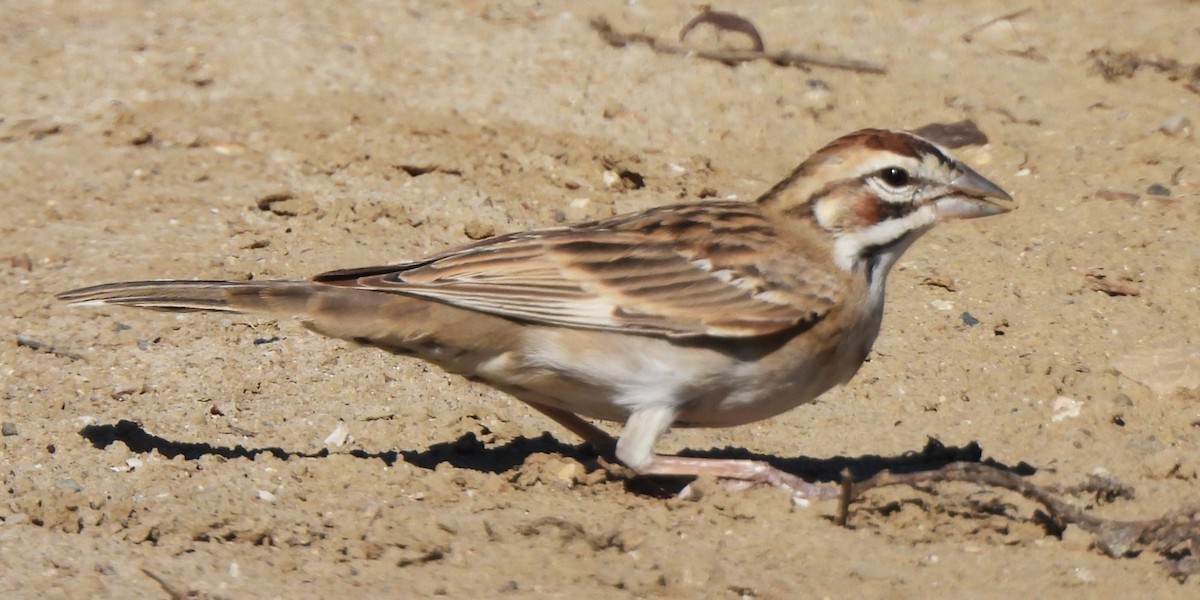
[80,420,1034,491]
[625,438,1035,498]
[678,437,1037,481]
[79,419,593,474]
[396,431,598,473]
[81,419,335,462]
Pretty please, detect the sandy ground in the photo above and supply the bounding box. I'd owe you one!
[3,1,1199,598]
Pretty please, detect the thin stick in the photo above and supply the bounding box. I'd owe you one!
[591,17,886,75]
[679,8,765,52]
[16,334,84,361]
[838,461,1200,568]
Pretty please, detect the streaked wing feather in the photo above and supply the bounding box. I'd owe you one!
[314,202,840,338]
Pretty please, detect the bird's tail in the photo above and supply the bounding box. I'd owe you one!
[57,278,520,373]
[55,280,320,316]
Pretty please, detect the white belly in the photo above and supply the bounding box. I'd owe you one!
[478,310,882,428]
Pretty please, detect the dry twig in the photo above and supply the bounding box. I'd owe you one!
[1085,268,1141,297]
[838,462,1200,579]
[16,334,84,361]
[590,17,886,75]
[141,568,190,600]
[679,8,765,52]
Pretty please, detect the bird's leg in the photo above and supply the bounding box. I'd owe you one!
[533,404,838,501]
[527,403,617,454]
[636,455,840,501]
[618,405,837,501]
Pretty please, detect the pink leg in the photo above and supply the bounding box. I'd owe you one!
[639,455,839,501]
[527,403,617,451]
[528,404,835,501]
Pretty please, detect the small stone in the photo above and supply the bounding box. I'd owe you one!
[210,142,247,156]
[513,454,591,488]
[601,101,626,120]
[552,460,585,485]
[931,299,955,311]
[1051,396,1083,422]
[1,422,16,436]
[911,120,989,149]
[1146,183,1170,196]
[1094,188,1139,202]
[255,193,318,217]
[55,478,83,493]
[323,421,350,447]
[463,220,496,240]
[1160,114,1192,137]
[257,490,277,502]
[129,131,153,146]
[960,312,980,326]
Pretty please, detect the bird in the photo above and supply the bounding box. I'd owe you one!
[57,128,1013,501]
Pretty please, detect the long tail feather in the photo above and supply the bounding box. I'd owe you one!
[55,280,318,315]
[57,278,522,374]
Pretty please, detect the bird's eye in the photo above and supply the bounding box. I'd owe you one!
[878,167,910,187]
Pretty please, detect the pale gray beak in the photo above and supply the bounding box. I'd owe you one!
[934,164,1015,219]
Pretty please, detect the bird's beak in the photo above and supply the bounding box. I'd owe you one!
[934,164,1015,219]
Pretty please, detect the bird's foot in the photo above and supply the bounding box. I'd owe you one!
[640,455,839,504]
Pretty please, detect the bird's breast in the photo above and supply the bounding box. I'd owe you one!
[472,300,885,429]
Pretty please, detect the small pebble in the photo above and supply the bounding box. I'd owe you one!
[1146,183,1171,197]
[1051,396,1083,422]
[324,421,350,447]
[911,120,989,149]
[55,478,83,493]
[960,312,980,327]
[1,422,16,437]
[463,220,496,240]
[1094,188,1139,202]
[1159,114,1192,137]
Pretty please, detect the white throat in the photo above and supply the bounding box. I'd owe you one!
[832,205,938,302]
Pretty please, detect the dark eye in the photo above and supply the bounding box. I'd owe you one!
[878,167,910,187]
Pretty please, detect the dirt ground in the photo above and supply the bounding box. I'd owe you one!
[3,1,1199,598]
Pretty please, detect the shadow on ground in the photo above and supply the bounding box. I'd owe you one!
[80,419,1035,488]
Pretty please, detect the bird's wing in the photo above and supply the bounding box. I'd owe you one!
[314,202,843,338]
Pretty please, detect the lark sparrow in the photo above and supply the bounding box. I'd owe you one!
[58,129,1013,500]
